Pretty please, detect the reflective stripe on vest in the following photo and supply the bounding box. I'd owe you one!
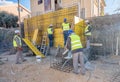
[62,23,70,31]
[47,28,53,34]
[13,35,22,47]
[69,34,83,50]
[85,25,91,36]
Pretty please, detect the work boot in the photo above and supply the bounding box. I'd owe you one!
[81,69,86,75]
[81,72,85,75]
[22,59,27,62]
[16,62,21,64]
[72,70,79,74]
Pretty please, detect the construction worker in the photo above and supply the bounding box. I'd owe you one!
[84,20,92,49]
[13,30,26,64]
[62,18,71,45]
[47,24,54,47]
[65,29,85,75]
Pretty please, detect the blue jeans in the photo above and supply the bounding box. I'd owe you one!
[63,31,69,45]
[48,34,53,47]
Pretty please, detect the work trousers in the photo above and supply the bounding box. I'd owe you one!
[86,36,91,49]
[73,52,85,74]
[48,34,53,47]
[16,48,24,63]
[63,30,69,45]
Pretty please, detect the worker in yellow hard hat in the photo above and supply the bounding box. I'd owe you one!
[62,18,71,45]
[84,20,92,49]
[47,24,54,47]
[13,30,26,64]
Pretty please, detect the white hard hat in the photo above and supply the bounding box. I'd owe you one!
[15,30,20,33]
[49,24,53,27]
[85,20,89,23]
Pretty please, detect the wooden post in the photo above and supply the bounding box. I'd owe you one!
[18,0,21,28]
[116,37,119,56]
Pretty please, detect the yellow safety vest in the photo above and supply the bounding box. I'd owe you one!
[47,28,53,34]
[85,25,91,36]
[69,34,83,50]
[13,35,22,47]
[62,23,70,31]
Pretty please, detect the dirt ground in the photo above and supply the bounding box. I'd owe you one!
[0,54,120,82]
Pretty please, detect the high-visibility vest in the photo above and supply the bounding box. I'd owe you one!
[13,35,22,47]
[69,33,83,50]
[85,25,91,36]
[47,28,53,34]
[62,22,70,31]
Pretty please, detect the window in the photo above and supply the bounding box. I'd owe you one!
[38,0,43,5]
[44,0,51,11]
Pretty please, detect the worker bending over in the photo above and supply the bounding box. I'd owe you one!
[62,18,71,45]
[65,30,85,75]
[47,24,54,47]
[13,30,26,64]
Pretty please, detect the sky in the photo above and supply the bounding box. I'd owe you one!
[6,0,30,10]
[4,0,120,14]
[105,0,120,14]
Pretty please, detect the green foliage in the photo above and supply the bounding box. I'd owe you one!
[0,11,18,28]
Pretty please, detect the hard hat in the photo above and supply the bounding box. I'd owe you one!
[15,30,20,33]
[49,24,53,27]
[68,29,74,35]
[64,18,67,22]
[85,20,89,23]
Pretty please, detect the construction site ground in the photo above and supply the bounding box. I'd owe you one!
[1,12,120,82]
[0,53,120,82]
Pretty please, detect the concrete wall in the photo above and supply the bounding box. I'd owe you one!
[30,0,105,18]
[0,4,30,22]
[84,0,92,18]
[94,1,99,16]
[30,0,44,16]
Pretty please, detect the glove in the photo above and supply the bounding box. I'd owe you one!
[18,47,23,51]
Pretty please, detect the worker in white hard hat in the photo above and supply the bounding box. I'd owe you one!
[13,30,26,64]
[47,24,54,47]
[84,20,92,49]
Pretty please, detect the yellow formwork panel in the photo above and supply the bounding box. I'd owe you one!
[24,19,28,39]
[54,28,64,47]
[32,28,39,45]
[23,38,45,57]
[24,5,79,47]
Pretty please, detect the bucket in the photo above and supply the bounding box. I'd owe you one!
[36,56,41,62]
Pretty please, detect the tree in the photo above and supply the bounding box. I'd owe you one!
[0,11,18,28]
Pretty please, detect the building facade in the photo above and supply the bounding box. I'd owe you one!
[30,0,106,18]
[0,1,31,22]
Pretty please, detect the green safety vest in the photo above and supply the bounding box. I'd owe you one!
[62,23,70,31]
[69,34,83,50]
[13,35,22,47]
[85,25,91,36]
[47,28,53,34]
